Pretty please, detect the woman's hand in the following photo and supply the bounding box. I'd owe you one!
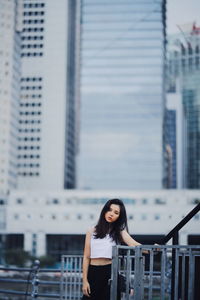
[130,288,134,296]
[82,280,91,297]
[154,243,161,252]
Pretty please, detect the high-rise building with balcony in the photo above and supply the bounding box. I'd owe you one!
[78,0,166,190]
[0,0,23,194]
[17,0,80,190]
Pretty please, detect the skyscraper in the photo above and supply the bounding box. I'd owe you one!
[167,23,200,188]
[165,81,186,189]
[78,0,166,190]
[0,0,22,194]
[164,109,176,188]
[183,71,200,188]
[17,0,80,190]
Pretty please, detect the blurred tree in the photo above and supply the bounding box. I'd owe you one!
[38,255,56,268]
[5,248,31,267]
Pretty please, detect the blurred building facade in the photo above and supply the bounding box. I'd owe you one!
[0,0,23,194]
[0,189,199,259]
[166,23,200,188]
[17,0,80,190]
[0,0,82,260]
[78,0,166,190]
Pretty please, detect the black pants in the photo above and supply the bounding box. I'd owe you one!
[82,264,120,300]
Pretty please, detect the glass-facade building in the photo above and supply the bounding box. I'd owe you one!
[78,0,166,189]
[183,71,200,188]
[164,110,176,188]
[167,25,200,188]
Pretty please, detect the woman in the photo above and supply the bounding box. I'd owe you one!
[81,198,141,300]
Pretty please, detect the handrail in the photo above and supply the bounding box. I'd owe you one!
[109,245,200,300]
[0,261,61,299]
[0,266,61,272]
[162,202,200,244]
[160,202,200,300]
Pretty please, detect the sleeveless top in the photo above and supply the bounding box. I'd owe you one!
[90,233,116,259]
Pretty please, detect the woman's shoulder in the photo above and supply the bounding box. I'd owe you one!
[120,229,128,234]
[86,226,96,235]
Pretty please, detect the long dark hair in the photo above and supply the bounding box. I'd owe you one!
[94,199,128,244]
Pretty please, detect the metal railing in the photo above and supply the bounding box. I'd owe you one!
[161,202,200,300]
[161,203,200,245]
[0,261,61,299]
[1,246,200,299]
[1,204,199,299]
[60,255,83,300]
[110,245,200,300]
[0,257,83,300]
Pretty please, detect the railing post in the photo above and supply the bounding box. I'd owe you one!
[134,246,144,300]
[31,260,40,299]
[60,255,65,300]
[172,231,179,245]
[110,246,119,300]
[171,231,179,300]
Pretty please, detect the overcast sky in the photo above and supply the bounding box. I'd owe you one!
[167,0,200,34]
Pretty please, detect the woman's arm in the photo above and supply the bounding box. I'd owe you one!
[121,230,141,246]
[121,230,150,254]
[82,229,93,297]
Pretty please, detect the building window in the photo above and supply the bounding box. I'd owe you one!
[196,56,199,68]
[32,234,37,256]
[16,198,23,204]
[89,214,94,220]
[155,198,166,205]
[191,198,200,205]
[14,214,19,220]
[188,46,193,55]
[181,44,185,55]
[142,198,148,204]
[53,199,59,204]
[77,214,82,220]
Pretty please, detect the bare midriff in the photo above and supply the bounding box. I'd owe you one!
[90,258,112,266]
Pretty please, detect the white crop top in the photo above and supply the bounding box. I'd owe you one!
[90,234,116,259]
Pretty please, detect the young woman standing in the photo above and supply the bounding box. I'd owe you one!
[81,198,142,300]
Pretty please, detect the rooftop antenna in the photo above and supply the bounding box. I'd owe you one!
[176,24,191,44]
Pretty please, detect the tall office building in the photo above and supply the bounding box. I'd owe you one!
[0,0,22,194]
[167,24,200,188]
[183,71,200,188]
[167,24,200,78]
[165,80,186,189]
[78,0,166,190]
[17,0,80,190]
[164,109,176,188]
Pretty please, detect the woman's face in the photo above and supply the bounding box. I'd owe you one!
[105,204,120,223]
